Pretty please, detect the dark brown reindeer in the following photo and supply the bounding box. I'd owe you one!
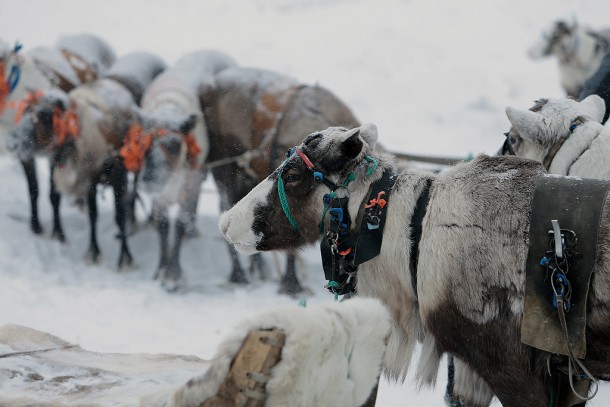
[220,123,610,407]
[200,66,360,293]
[6,52,166,269]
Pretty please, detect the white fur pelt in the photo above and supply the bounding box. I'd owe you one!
[170,298,391,407]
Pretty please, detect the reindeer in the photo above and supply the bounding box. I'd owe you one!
[200,66,360,293]
[440,95,610,407]
[219,123,610,406]
[502,95,610,178]
[6,52,165,269]
[1,33,116,139]
[528,20,610,98]
[2,34,116,233]
[128,50,236,290]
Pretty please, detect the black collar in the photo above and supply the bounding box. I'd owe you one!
[409,179,432,300]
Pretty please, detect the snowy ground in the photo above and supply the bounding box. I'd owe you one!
[1,0,610,405]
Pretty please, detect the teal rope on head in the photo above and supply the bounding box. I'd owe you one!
[343,172,356,187]
[328,280,341,301]
[277,167,299,231]
[364,155,378,176]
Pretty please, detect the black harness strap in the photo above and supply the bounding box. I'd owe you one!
[320,169,398,295]
[353,171,399,265]
[409,179,432,299]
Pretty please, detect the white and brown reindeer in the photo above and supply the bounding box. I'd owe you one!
[528,20,610,98]
[446,94,610,407]
[6,51,166,269]
[2,34,116,233]
[219,123,610,407]
[126,50,236,290]
[1,33,116,143]
[200,66,360,293]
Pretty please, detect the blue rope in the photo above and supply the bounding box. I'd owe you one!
[8,64,20,93]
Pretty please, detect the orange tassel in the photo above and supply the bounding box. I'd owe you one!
[184,132,202,168]
[14,90,44,124]
[52,106,79,145]
[120,123,152,172]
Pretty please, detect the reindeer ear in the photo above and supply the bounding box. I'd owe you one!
[339,128,364,160]
[505,106,547,143]
[580,95,605,123]
[359,122,378,151]
[179,114,197,135]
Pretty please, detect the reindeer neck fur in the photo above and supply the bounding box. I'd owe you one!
[356,166,435,382]
[549,122,610,178]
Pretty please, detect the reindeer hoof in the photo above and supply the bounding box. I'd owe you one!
[117,252,134,271]
[51,230,66,242]
[277,279,305,296]
[85,249,101,265]
[161,277,185,292]
[31,220,43,235]
[229,270,249,284]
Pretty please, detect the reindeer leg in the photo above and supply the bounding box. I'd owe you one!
[110,161,133,270]
[163,217,186,292]
[49,164,65,242]
[85,178,101,264]
[180,170,204,239]
[21,158,43,234]
[153,203,170,280]
[216,181,249,284]
[278,254,304,295]
[226,244,249,284]
[125,170,139,231]
[249,253,269,281]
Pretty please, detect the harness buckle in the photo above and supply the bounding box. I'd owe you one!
[329,207,343,223]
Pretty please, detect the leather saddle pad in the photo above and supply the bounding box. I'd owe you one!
[521,175,610,358]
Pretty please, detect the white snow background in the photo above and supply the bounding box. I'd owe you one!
[1,0,610,405]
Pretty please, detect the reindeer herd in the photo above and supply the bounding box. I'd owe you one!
[1,18,610,406]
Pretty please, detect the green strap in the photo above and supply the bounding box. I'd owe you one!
[277,168,299,231]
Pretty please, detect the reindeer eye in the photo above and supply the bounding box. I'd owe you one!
[285,172,301,183]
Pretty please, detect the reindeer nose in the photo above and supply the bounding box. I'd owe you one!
[219,215,231,238]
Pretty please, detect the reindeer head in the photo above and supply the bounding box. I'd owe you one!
[528,20,578,61]
[503,95,606,166]
[129,112,200,195]
[6,89,73,161]
[219,123,379,254]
